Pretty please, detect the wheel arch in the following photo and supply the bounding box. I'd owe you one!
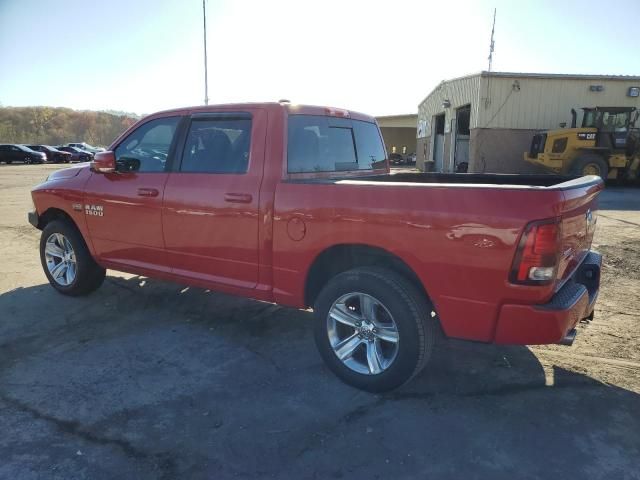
[304,244,432,309]
[37,207,80,231]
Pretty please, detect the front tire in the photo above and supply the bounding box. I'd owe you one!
[570,154,608,180]
[313,267,437,392]
[40,220,105,296]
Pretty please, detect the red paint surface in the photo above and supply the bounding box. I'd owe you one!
[31,103,603,344]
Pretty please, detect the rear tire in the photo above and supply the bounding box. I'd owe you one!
[570,154,608,180]
[40,220,105,296]
[313,266,437,392]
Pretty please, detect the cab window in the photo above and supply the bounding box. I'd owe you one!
[180,116,252,173]
[287,115,386,173]
[114,116,180,172]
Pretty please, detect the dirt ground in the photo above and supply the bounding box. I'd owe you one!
[1,164,639,479]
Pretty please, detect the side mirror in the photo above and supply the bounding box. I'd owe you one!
[91,151,116,173]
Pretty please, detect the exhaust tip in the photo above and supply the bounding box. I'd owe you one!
[559,329,577,346]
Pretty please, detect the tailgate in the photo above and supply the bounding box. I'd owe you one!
[555,178,603,286]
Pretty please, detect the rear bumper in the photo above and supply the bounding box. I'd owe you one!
[494,251,601,345]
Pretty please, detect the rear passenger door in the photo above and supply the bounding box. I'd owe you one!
[162,110,266,290]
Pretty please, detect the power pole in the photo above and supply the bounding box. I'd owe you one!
[487,8,496,72]
[202,0,209,105]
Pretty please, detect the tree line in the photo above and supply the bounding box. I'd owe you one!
[0,106,140,147]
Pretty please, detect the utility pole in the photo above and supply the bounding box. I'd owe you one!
[202,0,209,105]
[487,8,496,72]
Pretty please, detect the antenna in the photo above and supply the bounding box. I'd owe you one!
[487,8,496,72]
[202,0,209,105]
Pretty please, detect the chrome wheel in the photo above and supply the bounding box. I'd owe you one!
[45,233,77,286]
[327,292,400,375]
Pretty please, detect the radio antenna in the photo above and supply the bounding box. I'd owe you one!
[487,8,496,72]
[202,0,209,105]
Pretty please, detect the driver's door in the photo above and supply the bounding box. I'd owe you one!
[84,115,183,273]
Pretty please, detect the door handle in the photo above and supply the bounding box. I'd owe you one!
[137,187,159,197]
[224,193,253,203]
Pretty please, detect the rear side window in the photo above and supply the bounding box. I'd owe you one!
[180,116,251,174]
[287,115,386,173]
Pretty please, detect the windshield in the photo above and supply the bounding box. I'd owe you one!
[582,110,631,131]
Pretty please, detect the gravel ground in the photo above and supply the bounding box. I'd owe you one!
[1,164,639,479]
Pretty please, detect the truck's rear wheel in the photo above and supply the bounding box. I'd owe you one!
[40,220,105,296]
[313,267,437,392]
[570,154,608,180]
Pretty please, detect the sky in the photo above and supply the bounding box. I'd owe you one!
[1,0,640,116]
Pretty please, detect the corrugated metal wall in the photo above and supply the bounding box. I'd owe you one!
[479,76,640,129]
[418,74,481,132]
[419,74,640,131]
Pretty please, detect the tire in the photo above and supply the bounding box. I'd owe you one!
[313,266,437,392]
[570,154,608,180]
[5,160,11,164]
[40,220,105,296]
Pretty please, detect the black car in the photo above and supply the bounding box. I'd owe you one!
[389,153,405,165]
[55,146,93,162]
[0,144,47,164]
[27,145,72,163]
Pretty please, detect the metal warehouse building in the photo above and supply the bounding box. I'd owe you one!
[376,114,417,157]
[416,72,640,173]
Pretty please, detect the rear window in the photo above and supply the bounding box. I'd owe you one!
[287,115,386,173]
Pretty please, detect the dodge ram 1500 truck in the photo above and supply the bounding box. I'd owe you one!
[29,102,603,392]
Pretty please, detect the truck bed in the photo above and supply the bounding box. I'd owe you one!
[293,172,601,189]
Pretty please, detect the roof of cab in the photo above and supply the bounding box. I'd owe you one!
[144,102,376,123]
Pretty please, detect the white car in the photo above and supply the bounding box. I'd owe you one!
[66,143,105,154]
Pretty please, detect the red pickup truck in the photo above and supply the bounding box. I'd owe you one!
[29,102,603,391]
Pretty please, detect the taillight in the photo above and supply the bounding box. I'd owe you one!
[324,107,350,118]
[510,219,561,285]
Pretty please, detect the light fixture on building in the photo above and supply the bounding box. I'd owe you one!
[442,99,451,108]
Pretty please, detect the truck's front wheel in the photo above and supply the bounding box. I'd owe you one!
[313,267,437,392]
[40,220,106,296]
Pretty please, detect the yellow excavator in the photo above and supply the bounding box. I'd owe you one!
[524,106,640,180]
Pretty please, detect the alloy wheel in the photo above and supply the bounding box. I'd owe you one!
[327,292,400,375]
[44,233,77,286]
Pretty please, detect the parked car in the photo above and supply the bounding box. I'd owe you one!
[66,142,105,154]
[29,102,603,392]
[389,153,404,165]
[27,145,72,163]
[0,144,46,164]
[55,146,93,162]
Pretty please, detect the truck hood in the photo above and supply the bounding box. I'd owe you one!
[46,163,90,181]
